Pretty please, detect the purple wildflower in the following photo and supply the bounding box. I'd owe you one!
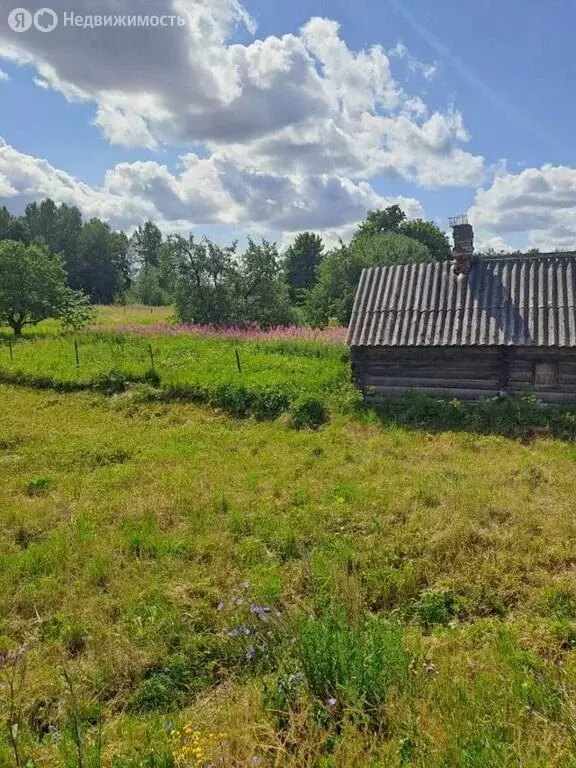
[246,646,255,661]
[326,697,337,707]
[227,629,239,638]
[250,604,270,621]
[216,601,225,612]
[240,626,251,636]
[233,597,244,606]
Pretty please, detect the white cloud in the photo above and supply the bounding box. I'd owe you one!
[469,165,576,251]
[388,42,437,81]
[0,137,424,238]
[0,68,8,81]
[0,0,483,190]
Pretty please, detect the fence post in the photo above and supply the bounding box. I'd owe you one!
[235,349,242,374]
[74,339,80,367]
[148,343,155,373]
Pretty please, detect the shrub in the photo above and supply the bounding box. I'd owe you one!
[288,397,328,430]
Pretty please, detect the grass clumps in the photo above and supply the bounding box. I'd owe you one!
[298,613,409,722]
[288,397,328,430]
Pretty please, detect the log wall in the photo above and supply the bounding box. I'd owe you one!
[351,346,576,403]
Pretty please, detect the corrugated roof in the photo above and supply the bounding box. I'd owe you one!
[347,255,576,347]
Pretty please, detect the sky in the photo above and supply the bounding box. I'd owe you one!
[1,0,576,252]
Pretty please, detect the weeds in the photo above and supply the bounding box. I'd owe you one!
[1,643,29,768]
[298,613,409,725]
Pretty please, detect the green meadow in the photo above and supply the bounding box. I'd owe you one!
[2,310,576,766]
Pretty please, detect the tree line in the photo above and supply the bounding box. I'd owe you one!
[0,199,452,335]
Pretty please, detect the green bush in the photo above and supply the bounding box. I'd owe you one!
[288,397,328,429]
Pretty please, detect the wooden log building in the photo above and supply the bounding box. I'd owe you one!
[347,217,576,403]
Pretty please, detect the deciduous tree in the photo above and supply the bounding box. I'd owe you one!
[0,240,82,336]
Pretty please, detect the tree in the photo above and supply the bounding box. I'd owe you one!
[354,205,406,240]
[132,221,163,272]
[59,289,97,332]
[75,220,130,303]
[353,207,451,262]
[304,232,431,327]
[284,232,324,303]
[399,219,452,261]
[171,235,241,325]
[0,206,28,243]
[0,240,76,336]
[240,239,294,327]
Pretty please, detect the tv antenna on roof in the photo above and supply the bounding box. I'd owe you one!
[449,214,469,228]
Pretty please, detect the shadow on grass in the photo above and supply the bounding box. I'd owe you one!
[363,392,576,442]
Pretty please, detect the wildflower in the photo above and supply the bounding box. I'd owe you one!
[293,672,305,682]
[217,601,225,612]
[246,646,255,661]
[233,597,244,606]
[240,626,251,635]
[227,629,239,638]
[0,643,29,670]
[250,604,270,621]
[326,697,337,707]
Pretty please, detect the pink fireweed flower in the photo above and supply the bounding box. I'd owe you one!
[108,322,347,344]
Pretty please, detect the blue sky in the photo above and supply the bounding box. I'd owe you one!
[1,0,576,251]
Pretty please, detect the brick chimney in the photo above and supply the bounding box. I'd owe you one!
[449,214,474,276]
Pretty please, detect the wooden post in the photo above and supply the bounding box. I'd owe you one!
[235,349,242,373]
[8,340,13,362]
[74,340,80,367]
[148,343,155,372]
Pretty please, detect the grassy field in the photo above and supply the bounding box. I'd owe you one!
[2,382,576,766]
[0,305,175,339]
[0,306,354,421]
[2,306,576,767]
